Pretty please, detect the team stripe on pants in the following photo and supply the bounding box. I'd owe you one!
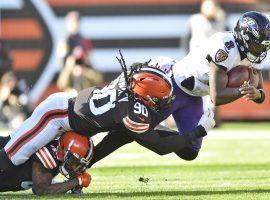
[6,109,68,160]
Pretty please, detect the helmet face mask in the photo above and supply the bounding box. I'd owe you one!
[149,95,175,112]
[234,11,270,63]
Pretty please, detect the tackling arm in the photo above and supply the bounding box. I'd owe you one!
[209,62,243,106]
[88,124,207,167]
[32,161,79,195]
[125,124,207,155]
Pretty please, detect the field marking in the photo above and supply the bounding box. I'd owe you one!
[208,130,270,139]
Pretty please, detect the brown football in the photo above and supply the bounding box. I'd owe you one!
[227,65,250,88]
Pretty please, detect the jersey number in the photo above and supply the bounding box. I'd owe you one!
[225,41,235,51]
[89,89,116,115]
[134,102,148,117]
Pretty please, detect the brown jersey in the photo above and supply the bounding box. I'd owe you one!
[68,74,153,136]
[0,141,59,192]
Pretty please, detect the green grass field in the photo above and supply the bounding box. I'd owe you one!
[1,122,270,199]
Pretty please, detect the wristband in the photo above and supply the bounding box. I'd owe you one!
[253,89,265,104]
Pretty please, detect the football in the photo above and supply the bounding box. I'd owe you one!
[227,65,250,88]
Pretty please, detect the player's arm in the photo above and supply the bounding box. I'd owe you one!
[209,61,243,106]
[89,130,134,167]
[32,161,90,195]
[125,124,207,155]
[89,108,213,166]
[121,100,206,154]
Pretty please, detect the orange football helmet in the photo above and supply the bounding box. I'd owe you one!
[130,66,174,111]
[57,131,94,177]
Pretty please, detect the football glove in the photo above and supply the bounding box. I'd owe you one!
[77,172,91,187]
[198,108,215,132]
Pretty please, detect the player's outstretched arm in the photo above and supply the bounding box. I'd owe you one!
[89,130,134,167]
[32,161,90,195]
[125,124,207,156]
[209,62,243,106]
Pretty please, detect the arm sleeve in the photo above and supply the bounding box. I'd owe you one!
[124,124,206,155]
[89,130,134,167]
[33,145,58,170]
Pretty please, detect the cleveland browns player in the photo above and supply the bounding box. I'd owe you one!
[0,53,207,173]
[0,131,93,195]
[88,11,270,166]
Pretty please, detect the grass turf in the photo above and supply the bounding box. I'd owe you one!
[1,126,270,199]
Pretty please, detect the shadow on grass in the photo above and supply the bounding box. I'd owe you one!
[1,189,269,199]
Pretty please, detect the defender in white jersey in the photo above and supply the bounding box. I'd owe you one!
[87,11,270,165]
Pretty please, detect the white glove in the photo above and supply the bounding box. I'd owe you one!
[198,108,215,132]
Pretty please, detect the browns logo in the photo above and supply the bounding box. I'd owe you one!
[215,49,228,63]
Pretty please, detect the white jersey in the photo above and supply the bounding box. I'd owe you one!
[172,31,266,96]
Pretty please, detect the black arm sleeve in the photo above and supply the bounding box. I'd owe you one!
[89,130,134,167]
[125,124,206,155]
[89,124,206,167]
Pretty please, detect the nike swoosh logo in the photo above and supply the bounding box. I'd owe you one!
[138,117,145,122]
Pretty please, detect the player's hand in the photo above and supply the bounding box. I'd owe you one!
[77,172,91,187]
[239,81,261,101]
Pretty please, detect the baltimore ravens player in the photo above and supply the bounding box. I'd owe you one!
[0,53,206,173]
[0,131,93,195]
[89,11,270,165]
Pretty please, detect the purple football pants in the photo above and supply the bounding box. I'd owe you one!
[151,78,204,151]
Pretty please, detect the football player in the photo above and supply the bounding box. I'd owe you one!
[0,56,207,173]
[0,131,93,195]
[89,11,270,165]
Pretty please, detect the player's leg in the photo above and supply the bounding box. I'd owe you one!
[0,136,10,149]
[2,92,73,168]
[0,148,14,173]
[172,96,204,160]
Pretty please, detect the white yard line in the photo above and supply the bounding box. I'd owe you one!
[207,129,270,139]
